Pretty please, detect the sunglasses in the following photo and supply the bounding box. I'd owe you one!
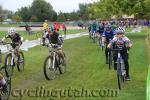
[117,33,123,35]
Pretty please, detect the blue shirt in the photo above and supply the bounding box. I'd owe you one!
[102,30,115,42]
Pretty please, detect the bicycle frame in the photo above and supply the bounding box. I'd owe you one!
[115,49,125,76]
[6,44,16,66]
[48,44,59,69]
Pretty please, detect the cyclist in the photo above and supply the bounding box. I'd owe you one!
[5,27,22,61]
[102,25,115,64]
[107,28,132,81]
[47,29,65,62]
[25,24,32,35]
[91,21,98,39]
[42,20,49,46]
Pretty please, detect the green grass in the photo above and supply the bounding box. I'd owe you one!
[0,29,86,40]
[2,31,146,100]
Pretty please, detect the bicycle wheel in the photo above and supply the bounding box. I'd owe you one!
[43,55,56,80]
[116,61,122,90]
[108,50,112,69]
[0,77,11,100]
[58,52,67,74]
[4,54,14,77]
[17,51,25,72]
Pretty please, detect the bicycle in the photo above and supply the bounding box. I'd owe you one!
[107,48,112,69]
[4,42,25,77]
[43,44,67,80]
[0,64,11,100]
[112,48,126,90]
[97,34,104,51]
[92,31,97,43]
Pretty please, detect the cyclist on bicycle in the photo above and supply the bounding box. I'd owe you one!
[107,28,132,81]
[47,29,65,62]
[5,27,22,59]
[102,25,115,64]
[91,21,98,39]
[42,20,49,46]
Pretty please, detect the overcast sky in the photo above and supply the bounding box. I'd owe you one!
[0,0,97,13]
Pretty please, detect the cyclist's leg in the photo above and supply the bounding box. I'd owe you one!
[105,44,109,64]
[113,52,117,70]
[57,47,65,63]
[122,51,130,78]
[14,44,21,61]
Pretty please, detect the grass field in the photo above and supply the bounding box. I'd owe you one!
[0,30,146,100]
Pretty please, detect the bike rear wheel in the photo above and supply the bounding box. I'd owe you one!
[4,54,14,77]
[58,52,67,74]
[43,56,56,80]
[17,51,25,72]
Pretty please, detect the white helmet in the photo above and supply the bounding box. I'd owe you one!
[8,27,16,35]
[115,27,125,34]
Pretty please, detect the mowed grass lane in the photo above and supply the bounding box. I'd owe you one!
[9,32,147,100]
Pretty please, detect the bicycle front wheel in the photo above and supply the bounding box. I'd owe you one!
[5,54,14,77]
[0,77,11,100]
[17,51,25,72]
[116,62,122,90]
[43,56,56,80]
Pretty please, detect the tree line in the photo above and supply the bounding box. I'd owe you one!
[1,0,150,22]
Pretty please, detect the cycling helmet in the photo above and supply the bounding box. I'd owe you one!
[7,27,16,35]
[105,24,112,31]
[115,27,125,34]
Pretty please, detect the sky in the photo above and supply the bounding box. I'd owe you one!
[0,0,97,13]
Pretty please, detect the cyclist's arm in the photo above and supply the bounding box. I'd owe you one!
[124,36,132,48]
[107,37,117,48]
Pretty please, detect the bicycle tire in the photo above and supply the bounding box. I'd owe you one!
[43,55,56,80]
[17,51,25,72]
[108,50,112,69]
[4,54,14,77]
[117,61,122,90]
[0,77,11,100]
[58,52,67,74]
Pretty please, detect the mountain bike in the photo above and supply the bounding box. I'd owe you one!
[112,48,126,90]
[0,62,11,100]
[92,31,97,43]
[4,42,24,77]
[97,34,104,51]
[107,48,112,69]
[43,44,67,80]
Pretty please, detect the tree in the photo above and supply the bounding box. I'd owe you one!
[17,7,31,22]
[12,15,22,22]
[57,12,66,22]
[51,11,57,21]
[30,0,56,22]
[78,3,90,20]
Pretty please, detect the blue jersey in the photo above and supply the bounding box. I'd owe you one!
[102,30,115,42]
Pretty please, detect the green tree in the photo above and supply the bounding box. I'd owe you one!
[12,15,22,22]
[78,3,90,20]
[57,12,66,22]
[30,0,56,22]
[17,7,31,22]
